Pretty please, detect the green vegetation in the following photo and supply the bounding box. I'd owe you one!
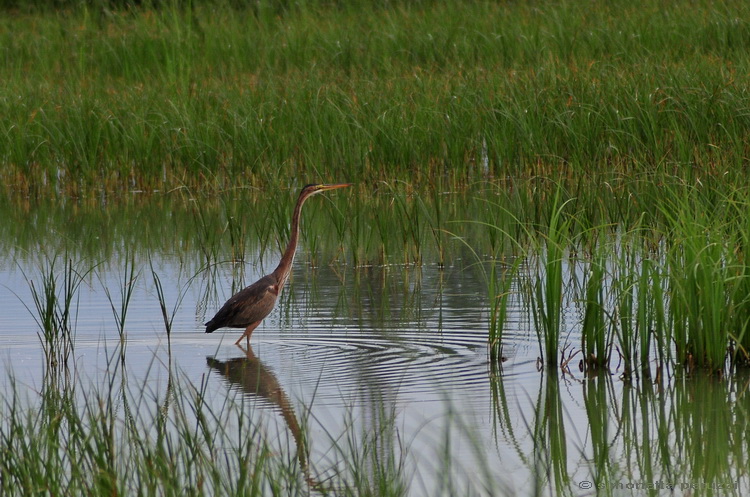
[0,367,314,496]
[4,2,750,492]
[3,355,748,496]
[4,0,750,372]
[527,193,571,367]
[580,236,610,371]
[2,0,750,196]
[17,255,94,370]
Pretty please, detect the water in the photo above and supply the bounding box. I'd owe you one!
[2,217,750,495]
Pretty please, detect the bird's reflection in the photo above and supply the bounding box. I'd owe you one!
[206,345,315,486]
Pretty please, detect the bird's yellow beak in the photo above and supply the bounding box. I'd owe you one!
[319,183,353,191]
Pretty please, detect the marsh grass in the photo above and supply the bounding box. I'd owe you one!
[101,253,140,339]
[5,0,750,378]
[580,239,611,371]
[17,255,94,370]
[4,1,750,196]
[612,245,640,375]
[486,259,519,364]
[0,359,421,497]
[575,216,750,376]
[474,182,750,376]
[730,218,750,367]
[315,404,410,497]
[0,368,292,496]
[662,198,743,373]
[149,256,199,337]
[190,194,223,271]
[527,194,573,367]
[150,258,176,336]
[9,177,750,377]
[448,206,522,364]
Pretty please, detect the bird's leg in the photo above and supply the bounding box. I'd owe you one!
[236,342,257,361]
[235,321,261,346]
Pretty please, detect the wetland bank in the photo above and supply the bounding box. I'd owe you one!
[3,0,750,495]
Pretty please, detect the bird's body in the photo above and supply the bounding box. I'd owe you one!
[205,183,351,345]
[204,274,279,334]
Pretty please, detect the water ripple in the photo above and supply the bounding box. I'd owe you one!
[249,328,494,405]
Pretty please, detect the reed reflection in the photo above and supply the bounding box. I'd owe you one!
[620,372,750,495]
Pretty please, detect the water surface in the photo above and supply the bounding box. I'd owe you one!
[1,199,749,496]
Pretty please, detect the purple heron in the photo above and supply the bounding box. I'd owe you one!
[205,183,351,345]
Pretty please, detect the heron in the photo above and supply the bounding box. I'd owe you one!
[205,183,351,345]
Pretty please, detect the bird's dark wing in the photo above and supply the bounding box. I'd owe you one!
[205,274,280,333]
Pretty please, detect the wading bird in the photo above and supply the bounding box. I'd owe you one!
[205,183,351,345]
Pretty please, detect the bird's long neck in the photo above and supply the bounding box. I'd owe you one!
[272,192,309,289]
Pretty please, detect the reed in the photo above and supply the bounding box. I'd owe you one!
[3,1,750,196]
[727,193,750,367]
[149,256,198,337]
[580,238,611,371]
[612,244,639,374]
[527,193,573,368]
[0,363,420,497]
[101,254,140,339]
[603,236,662,376]
[17,255,93,370]
[486,259,519,364]
[665,203,734,373]
[635,253,666,374]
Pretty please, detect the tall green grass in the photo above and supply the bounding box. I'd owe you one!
[475,182,750,375]
[580,236,610,371]
[527,194,572,368]
[729,200,750,366]
[0,370,305,495]
[101,253,140,339]
[663,196,748,373]
[5,0,750,375]
[0,358,453,497]
[16,255,94,371]
[8,178,750,375]
[3,0,750,195]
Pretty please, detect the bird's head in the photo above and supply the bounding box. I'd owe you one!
[300,183,352,200]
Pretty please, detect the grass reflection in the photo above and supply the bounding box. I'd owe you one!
[487,361,750,495]
[538,370,748,495]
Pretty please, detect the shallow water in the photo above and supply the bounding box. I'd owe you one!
[2,217,750,495]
